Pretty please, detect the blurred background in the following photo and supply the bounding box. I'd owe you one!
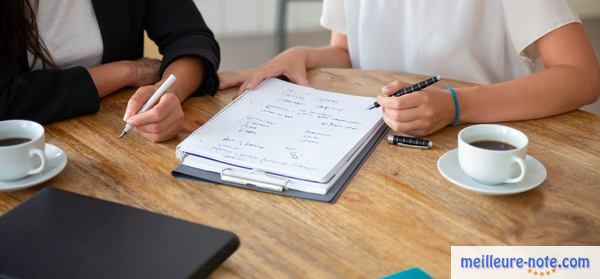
[145,0,600,114]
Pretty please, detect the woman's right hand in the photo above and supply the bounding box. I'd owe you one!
[130,57,161,87]
[218,47,311,95]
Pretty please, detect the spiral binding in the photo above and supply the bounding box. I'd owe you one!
[175,82,267,160]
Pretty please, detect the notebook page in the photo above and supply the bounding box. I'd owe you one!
[178,78,383,183]
[181,122,382,195]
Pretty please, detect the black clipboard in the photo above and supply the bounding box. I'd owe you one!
[0,187,239,279]
[172,125,388,203]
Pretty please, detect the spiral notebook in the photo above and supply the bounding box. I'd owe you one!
[173,78,386,201]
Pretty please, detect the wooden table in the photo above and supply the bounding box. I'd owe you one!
[1,69,599,278]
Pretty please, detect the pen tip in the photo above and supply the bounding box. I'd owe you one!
[436,75,442,80]
[117,131,126,139]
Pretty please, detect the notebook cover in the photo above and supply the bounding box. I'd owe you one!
[381,267,433,279]
[172,125,388,203]
[0,187,239,279]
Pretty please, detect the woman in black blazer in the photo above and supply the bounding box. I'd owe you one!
[0,0,219,142]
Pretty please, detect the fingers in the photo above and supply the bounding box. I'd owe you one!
[246,66,282,89]
[379,89,454,137]
[382,106,421,123]
[137,117,182,142]
[218,70,251,90]
[376,92,423,110]
[235,68,310,97]
[382,112,424,133]
[238,79,251,96]
[139,122,182,142]
[124,85,157,121]
[286,69,310,87]
[381,80,410,96]
[127,93,178,126]
[235,68,274,95]
[127,93,183,142]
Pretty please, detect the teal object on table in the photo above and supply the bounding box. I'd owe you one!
[381,267,433,279]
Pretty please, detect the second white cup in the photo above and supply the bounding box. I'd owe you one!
[0,120,47,181]
[458,124,528,185]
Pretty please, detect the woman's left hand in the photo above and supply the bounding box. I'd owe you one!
[123,84,184,142]
[376,80,457,137]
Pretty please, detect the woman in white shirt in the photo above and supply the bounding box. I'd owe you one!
[220,0,600,136]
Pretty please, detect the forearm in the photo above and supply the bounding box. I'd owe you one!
[459,22,600,123]
[161,57,205,102]
[304,46,352,69]
[88,61,134,98]
[1,67,99,123]
[459,65,600,123]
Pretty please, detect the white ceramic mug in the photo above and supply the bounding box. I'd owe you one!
[458,124,528,185]
[0,120,47,181]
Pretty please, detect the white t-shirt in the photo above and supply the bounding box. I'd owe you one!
[320,0,580,85]
[28,0,103,70]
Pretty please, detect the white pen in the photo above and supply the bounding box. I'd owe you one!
[118,74,177,139]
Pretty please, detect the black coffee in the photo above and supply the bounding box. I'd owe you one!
[0,137,31,146]
[470,140,516,151]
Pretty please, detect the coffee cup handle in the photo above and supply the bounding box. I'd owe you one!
[504,157,527,184]
[27,149,47,175]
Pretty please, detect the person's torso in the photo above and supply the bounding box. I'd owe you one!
[343,0,533,85]
[28,0,104,70]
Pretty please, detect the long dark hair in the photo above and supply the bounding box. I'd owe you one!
[0,0,56,71]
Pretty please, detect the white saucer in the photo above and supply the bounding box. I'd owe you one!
[437,149,546,195]
[0,144,67,192]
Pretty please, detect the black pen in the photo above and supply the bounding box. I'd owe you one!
[367,75,442,110]
[387,134,433,149]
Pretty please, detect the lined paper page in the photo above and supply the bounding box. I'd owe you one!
[179,78,383,183]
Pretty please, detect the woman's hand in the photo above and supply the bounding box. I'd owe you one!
[130,58,161,87]
[376,80,457,137]
[218,47,310,95]
[218,69,253,91]
[123,83,184,142]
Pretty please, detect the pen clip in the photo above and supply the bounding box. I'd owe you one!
[220,168,289,192]
[394,142,431,149]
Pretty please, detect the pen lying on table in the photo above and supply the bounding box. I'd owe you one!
[387,134,433,149]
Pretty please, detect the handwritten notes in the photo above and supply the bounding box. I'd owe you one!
[178,78,383,183]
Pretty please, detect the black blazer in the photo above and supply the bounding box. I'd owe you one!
[0,0,220,124]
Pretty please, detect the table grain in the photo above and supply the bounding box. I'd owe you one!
[1,69,599,278]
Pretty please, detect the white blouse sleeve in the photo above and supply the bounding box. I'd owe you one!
[320,0,346,34]
[503,0,580,62]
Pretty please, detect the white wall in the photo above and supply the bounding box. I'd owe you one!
[195,0,600,37]
[194,0,323,37]
[568,0,600,19]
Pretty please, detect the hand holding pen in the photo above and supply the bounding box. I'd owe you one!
[373,75,460,137]
[120,74,181,141]
[367,75,442,110]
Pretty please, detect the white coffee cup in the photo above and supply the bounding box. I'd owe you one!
[0,120,47,181]
[458,124,528,185]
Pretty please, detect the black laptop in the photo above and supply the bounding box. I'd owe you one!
[0,187,239,279]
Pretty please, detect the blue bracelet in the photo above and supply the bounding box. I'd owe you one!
[447,87,460,126]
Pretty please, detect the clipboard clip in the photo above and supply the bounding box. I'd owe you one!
[220,168,289,192]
